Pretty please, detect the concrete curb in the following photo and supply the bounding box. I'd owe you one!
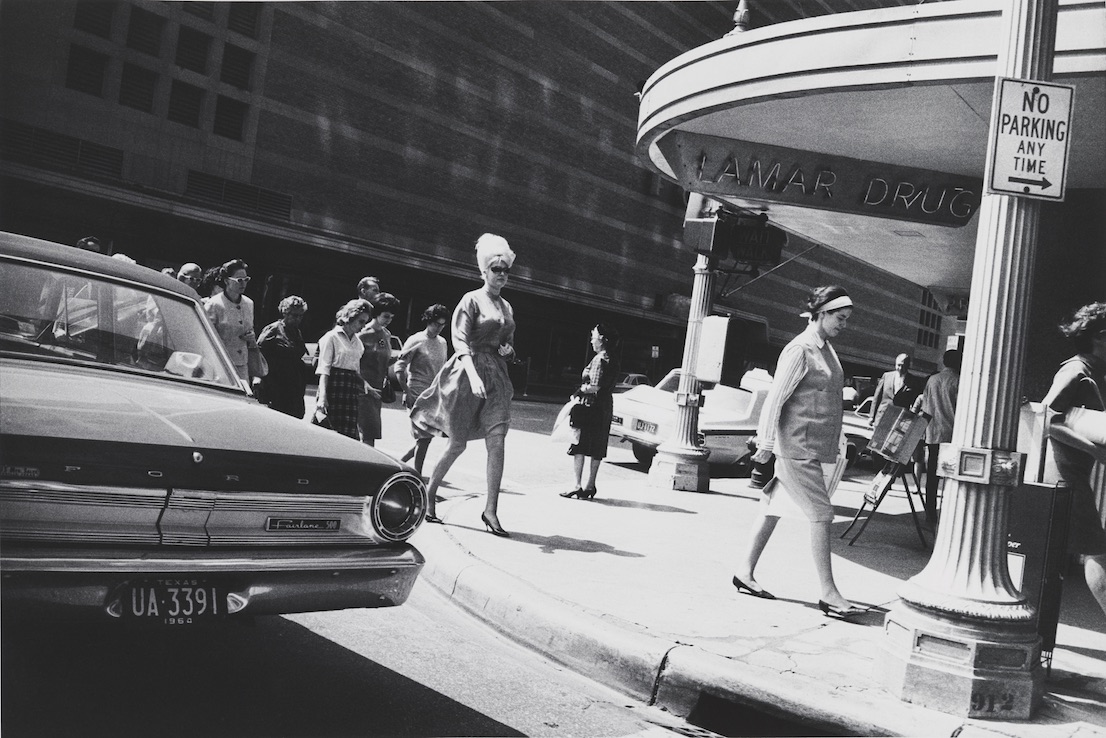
[414,524,972,737]
[416,525,675,704]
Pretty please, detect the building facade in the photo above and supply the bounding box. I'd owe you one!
[2,0,949,394]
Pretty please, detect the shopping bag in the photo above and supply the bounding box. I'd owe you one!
[550,401,579,443]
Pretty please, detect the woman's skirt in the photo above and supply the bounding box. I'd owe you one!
[568,394,614,459]
[760,456,836,523]
[411,352,512,441]
[327,368,362,440]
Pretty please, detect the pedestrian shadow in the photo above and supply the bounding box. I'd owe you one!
[450,527,646,557]
[585,498,695,514]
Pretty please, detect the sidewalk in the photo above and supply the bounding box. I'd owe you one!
[377,409,1106,737]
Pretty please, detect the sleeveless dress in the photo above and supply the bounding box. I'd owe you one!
[410,289,515,441]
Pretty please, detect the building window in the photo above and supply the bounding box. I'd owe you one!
[213,95,248,140]
[73,0,116,39]
[175,26,211,74]
[181,2,215,22]
[220,44,253,91]
[226,2,260,38]
[917,290,943,349]
[119,63,157,113]
[125,6,165,57]
[168,80,204,128]
[65,45,109,97]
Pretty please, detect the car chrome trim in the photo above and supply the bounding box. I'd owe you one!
[0,480,164,544]
[371,472,426,542]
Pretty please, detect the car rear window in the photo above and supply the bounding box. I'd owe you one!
[0,259,239,388]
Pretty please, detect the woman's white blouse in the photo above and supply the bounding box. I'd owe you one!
[316,327,364,374]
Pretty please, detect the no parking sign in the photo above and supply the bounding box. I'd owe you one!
[986,77,1074,202]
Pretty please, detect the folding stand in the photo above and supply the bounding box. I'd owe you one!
[840,459,929,548]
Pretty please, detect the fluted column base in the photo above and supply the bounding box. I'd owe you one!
[880,601,1043,719]
[649,446,710,492]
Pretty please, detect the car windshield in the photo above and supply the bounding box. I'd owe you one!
[0,259,239,388]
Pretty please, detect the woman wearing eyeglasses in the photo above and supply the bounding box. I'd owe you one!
[204,258,257,382]
[411,234,517,535]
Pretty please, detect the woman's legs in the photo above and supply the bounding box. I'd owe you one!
[584,457,602,491]
[483,433,506,520]
[426,438,466,518]
[572,454,585,490]
[412,437,432,475]
[734,509,779,588]
[810,520,853,608]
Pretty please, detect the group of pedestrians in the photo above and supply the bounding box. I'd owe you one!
[179,241,1106,623]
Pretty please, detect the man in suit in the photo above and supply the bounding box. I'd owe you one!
[869,353,923,430]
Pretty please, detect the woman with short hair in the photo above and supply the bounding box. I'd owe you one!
[257,295,310,418]
[357,292,400,447]
[204,259,255,382]
[314,299,373,439]
[397,303,451,480]
[561,323,620,500]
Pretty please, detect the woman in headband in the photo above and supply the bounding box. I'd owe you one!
[732,285,865,619]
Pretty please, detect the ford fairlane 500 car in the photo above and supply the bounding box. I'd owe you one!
[611,368,874,471]
[0,233,426,625]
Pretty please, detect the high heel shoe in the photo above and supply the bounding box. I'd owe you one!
[732,575,775,600]
[481,512,510,537]
[424,514,443,524]
[818,600,866,619]
[581,487,597,500]
[560,488,585,499]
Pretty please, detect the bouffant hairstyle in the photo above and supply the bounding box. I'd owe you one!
[278,295,308,315]
[475,233,516,273]
[1059,302,1106,353]
[420,303,450,326]
[335,298,373,326]
[370,292,400,315]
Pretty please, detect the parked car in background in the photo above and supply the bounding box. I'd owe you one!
[613,372,651,393]
[611,368,875,472]
[610,368,772,471]
[0,232,426,625]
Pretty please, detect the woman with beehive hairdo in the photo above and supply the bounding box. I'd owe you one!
[733,285,865,619]
[410,234,517,536]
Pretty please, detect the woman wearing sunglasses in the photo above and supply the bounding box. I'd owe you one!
[411,233,517,535]
[204,258,257,382]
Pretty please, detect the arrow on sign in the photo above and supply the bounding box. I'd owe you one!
[1008,176,1052,189]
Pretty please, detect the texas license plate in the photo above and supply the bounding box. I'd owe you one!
[124,578,224,626]
[635,419,658,434]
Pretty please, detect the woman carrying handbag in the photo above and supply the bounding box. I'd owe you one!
[561,323,620,500]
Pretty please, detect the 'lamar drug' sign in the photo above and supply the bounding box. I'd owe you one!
[987,78,1074,202]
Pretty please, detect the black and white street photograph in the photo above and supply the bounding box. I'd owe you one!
[1,1,1105,737]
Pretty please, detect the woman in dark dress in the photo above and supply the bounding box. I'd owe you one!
[562,323,620,500]
[1042,301,1106,617]
[257,295,309,418]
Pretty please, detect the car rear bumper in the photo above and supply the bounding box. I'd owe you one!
[1,544,424,620]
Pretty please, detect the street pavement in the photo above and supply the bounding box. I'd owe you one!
[370,400,1106,738]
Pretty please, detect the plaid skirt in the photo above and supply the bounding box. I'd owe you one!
[326,368,363,440]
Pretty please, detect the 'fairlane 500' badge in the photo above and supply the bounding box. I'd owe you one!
[266,518,340,532]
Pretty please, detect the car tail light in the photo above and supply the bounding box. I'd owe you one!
[367,472,426,542]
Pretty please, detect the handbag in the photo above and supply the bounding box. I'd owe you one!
[380,381,397,404]
[568,394,595,428]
